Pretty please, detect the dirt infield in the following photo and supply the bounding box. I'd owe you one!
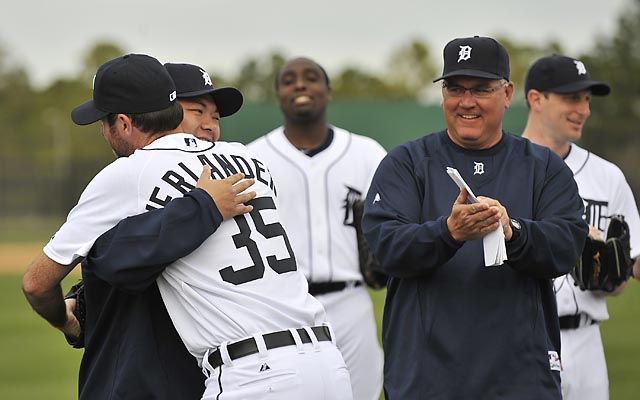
[1,243,83,277]
[0,243,44,273]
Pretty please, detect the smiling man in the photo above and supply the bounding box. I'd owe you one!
[522,54,640,400]
[362,37,588,399]
[248,57,386,400]
[164,63,243,143]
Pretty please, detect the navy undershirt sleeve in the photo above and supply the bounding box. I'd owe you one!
[85,188,223,293]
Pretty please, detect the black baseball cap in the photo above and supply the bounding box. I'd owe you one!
[434,36,510,82]
[71,54,177,125]
[525,55,610,96]
[164,63,243,118]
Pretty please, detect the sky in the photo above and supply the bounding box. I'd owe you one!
[0,0,631,88]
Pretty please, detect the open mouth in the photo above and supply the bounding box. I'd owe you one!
[293,95,312,105]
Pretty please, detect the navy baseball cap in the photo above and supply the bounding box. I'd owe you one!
[71,54,177,125]
[164,63,243,118]
[434,36,510,82]
[525,55,610,96]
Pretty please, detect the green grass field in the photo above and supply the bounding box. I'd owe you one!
[0,273,82,399]
[2,271,639,398]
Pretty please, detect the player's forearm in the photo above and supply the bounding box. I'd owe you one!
[23,283,67,328]
[88,189,222,292]
[363,215,462,277]
[506,217,587,279]
[22,251,78,329]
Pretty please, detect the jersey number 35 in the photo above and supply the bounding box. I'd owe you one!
[220,197,296,285]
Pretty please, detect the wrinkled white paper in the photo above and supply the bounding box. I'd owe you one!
[446,167,507,267]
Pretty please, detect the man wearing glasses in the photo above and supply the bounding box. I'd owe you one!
[362,36,588,399]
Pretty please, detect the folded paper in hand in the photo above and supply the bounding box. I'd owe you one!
[446,167,507,267]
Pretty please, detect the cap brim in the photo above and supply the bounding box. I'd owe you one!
[211,87,243,117]
[178,87,243,117]
[71,99,110,125]
[549,80,611,96]
[176,87,243,117]
[434,69,505,83]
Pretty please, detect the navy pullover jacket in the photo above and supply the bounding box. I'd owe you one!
[363,130,587,400]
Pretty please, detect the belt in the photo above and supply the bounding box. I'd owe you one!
[208,326,332,369]
[559,314,598,330]
[308,281,362,296]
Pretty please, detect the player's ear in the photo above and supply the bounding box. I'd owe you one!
[116,114,132,134]
[527,90,543,111]
[504,81,514,108]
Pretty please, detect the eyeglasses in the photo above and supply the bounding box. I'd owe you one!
[442,81,508,99]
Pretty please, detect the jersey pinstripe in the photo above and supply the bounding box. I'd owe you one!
[247,126,387,282]
[44,133,326,365]
[555,143,640,320]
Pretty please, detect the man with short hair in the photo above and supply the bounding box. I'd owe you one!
[248,57,385,400]
[522,54,640,400]
[23,54,352,400]
[362,36,588,399]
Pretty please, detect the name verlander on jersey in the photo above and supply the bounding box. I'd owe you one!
[145,151,276,211]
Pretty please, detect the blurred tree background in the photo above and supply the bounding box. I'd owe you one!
[1,0,639,222]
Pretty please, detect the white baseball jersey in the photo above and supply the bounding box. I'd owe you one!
[45,133,326,365]
[248,125,386,400]
[247,126,387,282]
[555,143,640,321]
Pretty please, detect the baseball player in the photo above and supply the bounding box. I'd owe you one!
[22,54,352,400]
[164,62,242,143]
[522,54,640,400]
[53,62,249,399]
[248,57,385,400]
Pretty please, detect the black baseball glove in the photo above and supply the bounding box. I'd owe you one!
[351,199,388,290]
[63,280,86,348]
[571,215,633,292]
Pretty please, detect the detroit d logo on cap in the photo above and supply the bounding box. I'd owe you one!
[458,45,472,62]
[574,60,587,75]
[200,69,213,87]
